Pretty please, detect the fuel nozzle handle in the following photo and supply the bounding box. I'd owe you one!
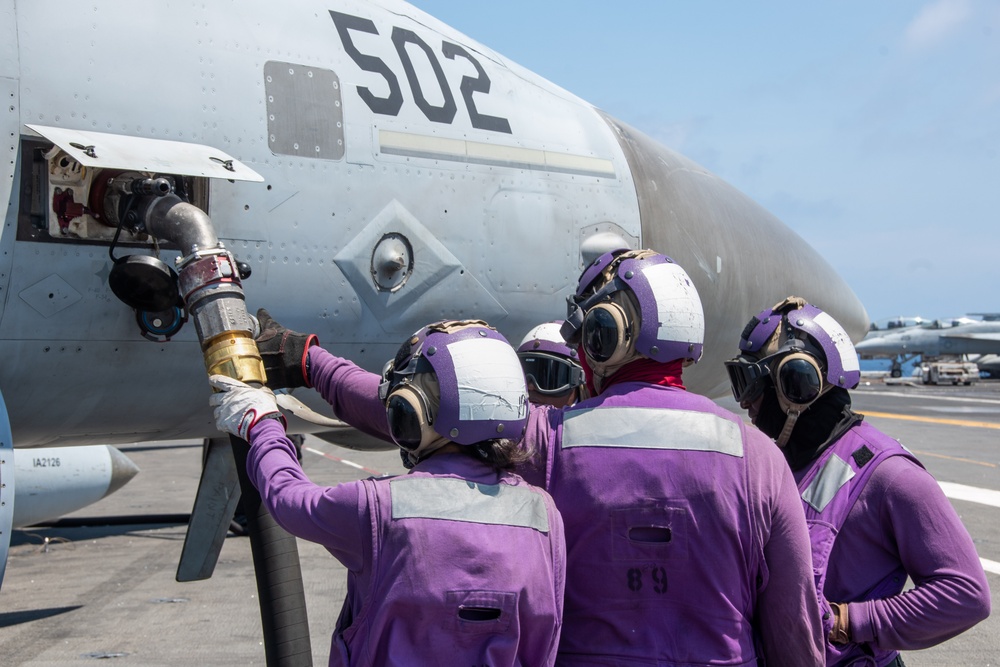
[129,177,173,197]
[112,174,172,197]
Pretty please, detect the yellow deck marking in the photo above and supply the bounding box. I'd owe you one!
[861,411,1000,430]
[860,411,999,468]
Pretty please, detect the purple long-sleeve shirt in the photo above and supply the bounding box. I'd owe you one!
[796,426,991,652]
[246,346,567,666]
[307,347,393,443]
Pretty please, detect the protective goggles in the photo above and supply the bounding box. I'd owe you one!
[725,350,823,408]
[378,359,399,402]
[518,352,584,396]
[725,355,774,404]
[562,273,628,345]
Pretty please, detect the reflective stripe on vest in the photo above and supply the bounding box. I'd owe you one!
[801,453,856,512]
[561,406,743,457]
[390,477,550,532]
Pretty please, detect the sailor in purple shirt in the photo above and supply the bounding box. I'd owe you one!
[516,320,586,408]
[726,297,991,667]
[209,317,566,667]
[518,249,825,666]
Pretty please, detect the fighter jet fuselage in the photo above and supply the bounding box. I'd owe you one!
[0,0,868,450]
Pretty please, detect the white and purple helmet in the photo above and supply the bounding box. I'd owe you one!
[379,321,528,452]
[726,297,861,407]
[561,249,704,367]
[518,321,577,358]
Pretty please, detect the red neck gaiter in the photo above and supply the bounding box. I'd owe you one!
[578,345,686,395]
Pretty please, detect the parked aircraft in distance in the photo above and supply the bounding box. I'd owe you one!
[857,316,1000,377]
[971,354,1000,379]
[0,0,870,660]
[868,315,926,333]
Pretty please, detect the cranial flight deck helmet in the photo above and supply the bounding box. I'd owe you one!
[378,320,528,465]
[561,249,705,387]
[725,296,861,446]
[516,321,584,396]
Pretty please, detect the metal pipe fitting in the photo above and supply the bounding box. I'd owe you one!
[144,194,220,255]
[140,194,263,385]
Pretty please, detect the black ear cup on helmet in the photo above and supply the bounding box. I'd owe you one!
[770,351,824,448]
[774,352,824,407]
[385,384,437,451]
[582,302,631,366]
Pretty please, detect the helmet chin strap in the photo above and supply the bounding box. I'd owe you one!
[775,374,830,447]
[776,409,801,448]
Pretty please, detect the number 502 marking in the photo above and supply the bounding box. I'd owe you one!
[330,11,512,134]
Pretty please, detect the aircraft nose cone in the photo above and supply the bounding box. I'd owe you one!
[602,112,869,397]
[105,445,140,497]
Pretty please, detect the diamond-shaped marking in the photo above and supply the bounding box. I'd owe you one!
[18,275,83,318]
[333,200,506,335]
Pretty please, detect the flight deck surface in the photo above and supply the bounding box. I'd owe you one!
[1,381,997,666]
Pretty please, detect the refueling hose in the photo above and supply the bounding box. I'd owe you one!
[142,193,313,667]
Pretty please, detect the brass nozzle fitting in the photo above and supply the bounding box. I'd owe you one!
[203,330,267,386]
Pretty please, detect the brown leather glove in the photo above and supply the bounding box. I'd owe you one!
[829,601,851,645]
[254,308,318,390]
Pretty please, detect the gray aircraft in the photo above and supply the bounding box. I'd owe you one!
[0,0,869,661]
[867,315,926,336]
[972,354,1000,378]
[856,317,1000,376]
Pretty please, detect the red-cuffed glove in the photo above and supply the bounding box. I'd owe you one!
[254,308,318,389]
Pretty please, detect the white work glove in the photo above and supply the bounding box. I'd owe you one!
[208,375,284,441]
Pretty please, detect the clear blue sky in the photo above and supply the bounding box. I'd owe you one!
[412,0,1000,324]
